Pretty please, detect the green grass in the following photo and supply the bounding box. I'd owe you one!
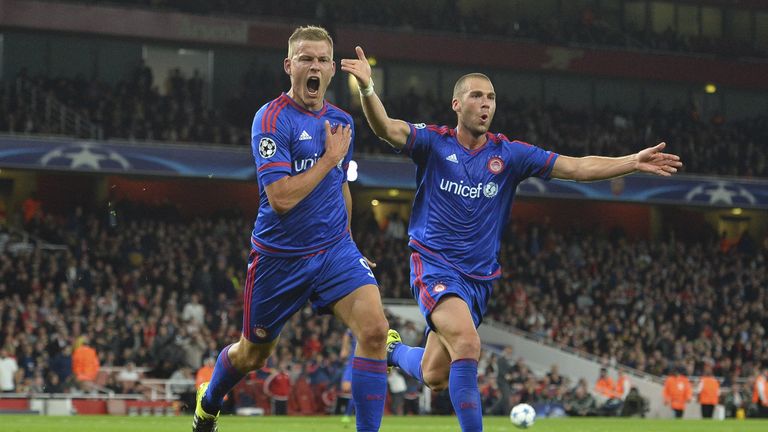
[1,415,766,432]
[0,415,768,432]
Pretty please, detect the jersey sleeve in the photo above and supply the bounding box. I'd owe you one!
[509,140,559,181]
[252,109,292,187]
[401,123,438,165]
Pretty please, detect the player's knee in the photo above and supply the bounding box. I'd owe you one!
[229,342,269,372]
[422,369,449,392]
[356,319,389,351]
[448,336,481,360]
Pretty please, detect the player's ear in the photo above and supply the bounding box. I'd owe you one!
[330,60,336,77]
[283,58,291,75]
[452,98,460,114]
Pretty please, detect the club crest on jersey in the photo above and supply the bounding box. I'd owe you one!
[253,326,269,340]
[433,283,446,293]
[259,137,277,158]
[487,156,504,174]
[414,123,427,129]
[483,182,498,198]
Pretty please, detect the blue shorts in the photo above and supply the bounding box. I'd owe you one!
[242,236,377,343]
[409,251,492,333]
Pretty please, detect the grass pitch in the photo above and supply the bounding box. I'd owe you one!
[1,415,766,431]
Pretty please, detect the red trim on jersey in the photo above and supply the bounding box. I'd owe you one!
[260,99,278,132]
[426,125,454,136]
[258,162,291,172]
[268,97,289,132]
[412,252,435,311]
[284,93,328,118]
[242,250,259,340]
[262,96,288,133]
[536,152,556,176]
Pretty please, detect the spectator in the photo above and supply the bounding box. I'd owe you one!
[615,367,631,400]
[71,336,100,390]
[388,368,407,415]
[722,382,748,418]
[263,364,291,415]
[182,293,206,327]
[384,212,406,240]
[0,347,19,392]
[487,347,514,415]
[195,357,215,390]
[663,366,693,418]
[563,379,595,416]
[594,367,622,415]
[594,367,618,399]
[620,387,648,417]
[45,371,64,394]
[753,362,768,418]
[696,364,720,419]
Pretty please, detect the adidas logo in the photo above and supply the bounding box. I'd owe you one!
[446,153,458,163]
[299,130,312,141]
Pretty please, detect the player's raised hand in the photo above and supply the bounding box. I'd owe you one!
[322,120,351,166]
[340,46,372,89]
[635,142,683,176]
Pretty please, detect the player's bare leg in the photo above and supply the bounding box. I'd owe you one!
[427,296,483,431]
[419,331,452,391]
[333,284,389,431]
[193,336,278,432]
[227,335,279,372]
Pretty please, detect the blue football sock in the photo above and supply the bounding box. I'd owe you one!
[449,359,482,432]
[201,344,244,414]
[344,396,355,415]
[391,343,424,383]
[351,357,387,432]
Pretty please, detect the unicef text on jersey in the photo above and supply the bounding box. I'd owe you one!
[439,179,498,199]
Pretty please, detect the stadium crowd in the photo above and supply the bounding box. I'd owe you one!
[0,67,247,145]
[2,66,766,178]
[55,0,767,58]
[0,201,766,417]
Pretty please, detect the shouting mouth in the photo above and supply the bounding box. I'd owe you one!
[307,77,320,96]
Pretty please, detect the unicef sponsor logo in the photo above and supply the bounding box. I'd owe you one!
[439,179,498,199]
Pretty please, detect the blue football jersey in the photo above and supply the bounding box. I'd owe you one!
[402,123,559,280]
[250,93,354,257]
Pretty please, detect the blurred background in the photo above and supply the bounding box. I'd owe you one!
[0,0,765,421]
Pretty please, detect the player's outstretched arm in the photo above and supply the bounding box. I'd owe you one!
[341,46,410,149]
[265,121,351,214]
[551,142,682,182]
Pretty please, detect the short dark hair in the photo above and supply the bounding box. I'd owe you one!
[452,73,491,99]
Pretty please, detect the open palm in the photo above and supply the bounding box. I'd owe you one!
[636,142,683,176]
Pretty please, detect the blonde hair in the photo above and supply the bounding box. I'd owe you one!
[453,73,492,99]
[288,25,334,58]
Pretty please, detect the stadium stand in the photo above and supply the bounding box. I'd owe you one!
[0,202,765,416]
[53,0,768,59]
[2,69,766,177]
